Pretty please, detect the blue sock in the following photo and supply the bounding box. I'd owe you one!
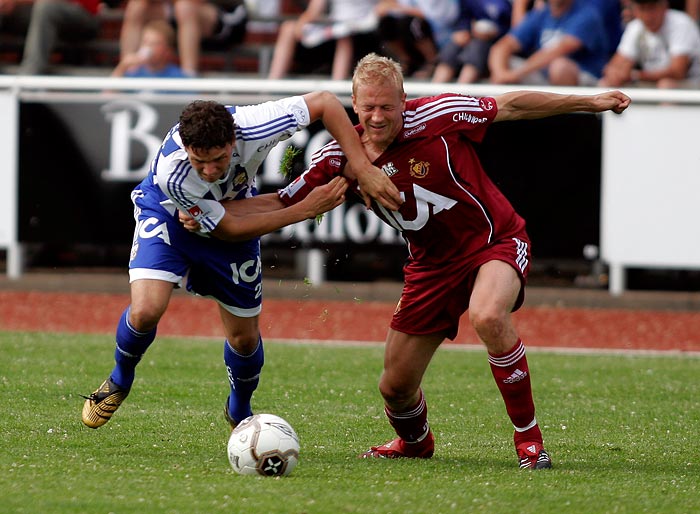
[224,338,264,423]
[110,307,157,390]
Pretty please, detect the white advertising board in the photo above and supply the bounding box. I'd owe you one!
[601,107,700,294]
[0,91,19,277]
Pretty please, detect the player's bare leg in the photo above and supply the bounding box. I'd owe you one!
[470,260,552,469]
[220,308,263,430]
[360,330,443,458]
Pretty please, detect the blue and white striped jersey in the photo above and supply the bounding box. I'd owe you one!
[133,96,311,234]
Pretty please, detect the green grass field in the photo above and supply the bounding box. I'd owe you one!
[1,331,698,513]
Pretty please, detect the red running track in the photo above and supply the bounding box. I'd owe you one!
[2,291,700,352]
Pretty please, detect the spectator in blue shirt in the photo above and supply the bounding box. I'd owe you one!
[488,0,609,85]
[512,0,623,56]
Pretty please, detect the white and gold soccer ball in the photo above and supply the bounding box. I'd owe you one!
[227,413,300,476]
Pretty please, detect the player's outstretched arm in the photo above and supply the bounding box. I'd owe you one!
[493,90,631,122]
[204,176,348,242]
[302,91,402,211]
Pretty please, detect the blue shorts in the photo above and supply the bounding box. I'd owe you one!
[128,199,262,317]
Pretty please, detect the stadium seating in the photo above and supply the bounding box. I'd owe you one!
[0,0,304,76]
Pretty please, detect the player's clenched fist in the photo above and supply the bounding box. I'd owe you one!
[595,90,631,114]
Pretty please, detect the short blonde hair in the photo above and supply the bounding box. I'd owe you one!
[352,53,405,96]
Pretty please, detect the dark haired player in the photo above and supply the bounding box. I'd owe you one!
[81,93,401,430]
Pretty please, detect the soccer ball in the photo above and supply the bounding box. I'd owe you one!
[227,413,300,476]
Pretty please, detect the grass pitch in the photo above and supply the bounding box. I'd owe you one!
[1,331,698,513]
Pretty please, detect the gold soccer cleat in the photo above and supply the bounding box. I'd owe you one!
[81,378,130,429]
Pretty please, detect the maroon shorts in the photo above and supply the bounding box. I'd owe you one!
[390,235,531,341]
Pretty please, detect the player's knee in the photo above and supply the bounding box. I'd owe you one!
[378,381,415,410]
[128,304,163,332]
[469,307,508,342]
[226,333,260,356]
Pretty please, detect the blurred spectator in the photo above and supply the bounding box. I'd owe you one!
[513,0,623,56]
[112,18,189,76]
[375,0,459,78]
[510,0,541,27]
[119,0,247,76]
[599,0,700,88]
[593,0,624,56]
[432,0,511,83]
[488,0,609,86]
[267,0,380,80]
[11,0,102,74]
[669,0,700,22]
[0,0,33,39]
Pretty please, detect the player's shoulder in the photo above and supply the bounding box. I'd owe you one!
[157,125,188,168]
[408,93,482,110]
[309,137,346,167]
[404,94,486,124]
[234,96,306,122]
[233,96,308,140]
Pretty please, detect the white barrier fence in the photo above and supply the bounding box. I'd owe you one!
[1,75,699,294]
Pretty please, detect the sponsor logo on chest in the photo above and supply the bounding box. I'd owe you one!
[452,112,488,123]
[382,162,400,177]
[403,123,426,138]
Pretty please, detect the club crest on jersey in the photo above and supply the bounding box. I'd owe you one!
[408,158,429,178]
[382,162,399,177]
[479,97,494,111]
[233,170,248,187]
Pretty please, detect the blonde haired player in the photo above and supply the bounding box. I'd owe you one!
[276,53,630,469]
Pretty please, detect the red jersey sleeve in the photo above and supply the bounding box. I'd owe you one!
[400,94,498,145]
[278,140,347,206]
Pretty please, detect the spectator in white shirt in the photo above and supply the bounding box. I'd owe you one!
[600,0,700,88]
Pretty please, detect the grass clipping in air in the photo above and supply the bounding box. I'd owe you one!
[280,146,324,225]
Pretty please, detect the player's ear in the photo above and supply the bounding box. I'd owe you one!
[351,95,358,114]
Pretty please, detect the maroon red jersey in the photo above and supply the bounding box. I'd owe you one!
[279,93,528,268]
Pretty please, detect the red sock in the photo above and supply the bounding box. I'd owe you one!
[385,389,431,443]
[488,339,541,445]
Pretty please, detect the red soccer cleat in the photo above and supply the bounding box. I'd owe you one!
[360,431,435,459]
[516,441,552,470]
